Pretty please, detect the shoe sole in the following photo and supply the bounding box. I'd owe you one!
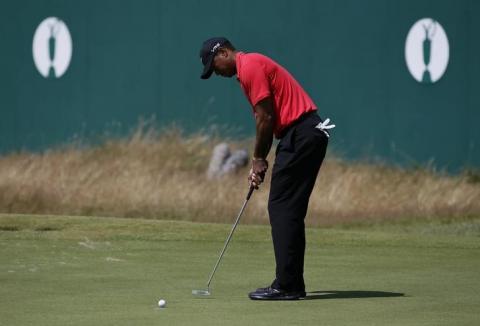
[249,293,306,301]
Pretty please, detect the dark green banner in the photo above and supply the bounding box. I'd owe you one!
[0,0,478,171]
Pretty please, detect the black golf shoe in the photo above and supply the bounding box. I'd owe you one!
[248,286,306,300]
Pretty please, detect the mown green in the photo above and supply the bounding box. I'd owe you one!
[1,214,479,326]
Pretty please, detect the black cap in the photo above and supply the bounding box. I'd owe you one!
[199,37,229,79]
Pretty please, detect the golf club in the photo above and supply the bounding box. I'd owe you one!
[192,185,255,297]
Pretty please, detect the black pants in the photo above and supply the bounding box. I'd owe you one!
[268,112,328,292]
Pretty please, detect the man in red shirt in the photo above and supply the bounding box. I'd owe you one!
[199,37,334,300]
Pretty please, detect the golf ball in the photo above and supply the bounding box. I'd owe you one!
[158,299,166,308]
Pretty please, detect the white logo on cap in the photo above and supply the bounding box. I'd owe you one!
[211,43,221,53]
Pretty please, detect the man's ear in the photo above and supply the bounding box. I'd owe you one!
[218,48,229,58]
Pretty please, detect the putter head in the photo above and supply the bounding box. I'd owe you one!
[192,289,211,297]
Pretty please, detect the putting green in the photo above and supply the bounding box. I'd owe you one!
[0,214,479,326]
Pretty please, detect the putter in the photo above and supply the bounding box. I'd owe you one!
[192,185,255,297]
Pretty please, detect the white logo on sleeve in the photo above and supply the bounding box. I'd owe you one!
[405,18,449,84]
[32,17,72,78]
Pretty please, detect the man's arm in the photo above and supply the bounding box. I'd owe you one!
[250,96,275,188]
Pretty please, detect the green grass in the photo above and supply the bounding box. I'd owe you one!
[1,214,479,326]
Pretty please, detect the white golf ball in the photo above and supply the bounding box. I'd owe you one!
[158,299,166,308]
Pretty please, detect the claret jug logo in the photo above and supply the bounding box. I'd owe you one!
[405,18,449,84]
[32,17,72,78]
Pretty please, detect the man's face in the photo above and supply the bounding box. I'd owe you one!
[212,48,236,78]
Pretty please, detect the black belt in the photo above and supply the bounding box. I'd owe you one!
[278,111,318,139]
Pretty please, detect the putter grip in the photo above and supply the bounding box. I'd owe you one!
[246,185,255,201]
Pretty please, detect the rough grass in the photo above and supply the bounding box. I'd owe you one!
[0,126,479,226]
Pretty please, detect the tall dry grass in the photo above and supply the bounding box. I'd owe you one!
[0,126,479,226]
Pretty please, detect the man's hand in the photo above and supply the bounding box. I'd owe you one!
[249,158,268,189]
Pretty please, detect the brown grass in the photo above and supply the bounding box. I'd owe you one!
[0,126,479,226]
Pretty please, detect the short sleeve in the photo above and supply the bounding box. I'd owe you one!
[241,60,271,107]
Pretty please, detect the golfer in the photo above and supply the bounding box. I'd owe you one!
[199,37,334,300]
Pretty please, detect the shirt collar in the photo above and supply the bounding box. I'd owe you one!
[235,51,245,82]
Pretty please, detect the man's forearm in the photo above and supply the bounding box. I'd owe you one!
[250,98,275,187]
[254,113,274,160]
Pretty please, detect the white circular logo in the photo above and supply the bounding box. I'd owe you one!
[405,18,449,83]
[32,17,72,78]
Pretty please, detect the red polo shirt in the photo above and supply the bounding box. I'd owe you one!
[235,52,317,138]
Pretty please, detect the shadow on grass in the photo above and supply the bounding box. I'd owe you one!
[304,290,405,300]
